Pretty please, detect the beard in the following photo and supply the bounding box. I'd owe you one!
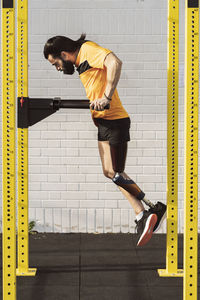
[61,58,75,75]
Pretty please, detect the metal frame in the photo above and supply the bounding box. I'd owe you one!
[183,0,199,298]
[158,0,183,278]
[16,0,37,277]
[158,0,199,299]
[2,0,16,299]
[1,0,199,299]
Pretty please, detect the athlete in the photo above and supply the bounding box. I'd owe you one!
[43,33,166,246]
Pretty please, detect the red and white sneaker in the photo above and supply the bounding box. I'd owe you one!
[135,211,158,247]
[148,201,167,233]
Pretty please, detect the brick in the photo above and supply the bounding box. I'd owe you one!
[44,209,53,232]
[86,191,99,200]
[30,182,41,190]
[113,209,121,233]
[49,191,61,200]
[29,201,42,208]
[35,208,45,232]
[71,209,79,232]
[29,157,48,165]
[65,183,79,191]
[41,183,67,191]
[40,166,67,174]
[87,209,95,233]
[95,209,104,233]
[79,209,87,232]
[67,200,80,208]
[41,148,65,156]
[53,208,62,232]
[61,192,87,200]
[61,174,85,183]
[121,209,130,233]
[143,183,156,192]
[105,200,118,208]
[62,209,71,233]
[80,200,104,209]
[99,192,123,200]
[118,200,132,209]
[143,131,156,140]
[30,174,48,182]
[104,209,112,233]
[29,191,48,200]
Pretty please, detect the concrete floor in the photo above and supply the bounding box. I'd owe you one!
[0,233,200,300]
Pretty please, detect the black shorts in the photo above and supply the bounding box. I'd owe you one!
[94,117,131,145]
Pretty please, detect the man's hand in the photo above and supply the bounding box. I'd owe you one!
[90,97,110,111]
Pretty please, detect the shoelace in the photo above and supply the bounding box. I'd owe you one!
[149,204,159,213]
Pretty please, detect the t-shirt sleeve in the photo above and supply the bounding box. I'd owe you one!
[85,42,112,69]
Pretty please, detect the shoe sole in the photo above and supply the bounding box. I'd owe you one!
[153,210,167,233]
[137,214,157,247]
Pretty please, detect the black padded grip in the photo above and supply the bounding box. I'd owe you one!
[104,104,110,109]
[91,104,110,110]
[3,0,13,8]
[188,0,199,7]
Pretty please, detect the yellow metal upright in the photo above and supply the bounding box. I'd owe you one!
[16,0,36,276]
[184,0,199,299]
[1,0,16,299]
[158,0,183,278]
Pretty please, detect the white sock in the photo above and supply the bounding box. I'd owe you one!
[136,211,144,221]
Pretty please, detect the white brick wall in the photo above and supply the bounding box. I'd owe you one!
[0,0,200,233]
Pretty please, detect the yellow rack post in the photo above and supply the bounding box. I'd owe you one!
[158,0,183,278]
[16,0,37,277]
[1,0,16,299]
[184,0,199,299]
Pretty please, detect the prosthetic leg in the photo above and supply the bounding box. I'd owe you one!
[110,143,155,208]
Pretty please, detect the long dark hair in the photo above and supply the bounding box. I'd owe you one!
[43,33,87,59]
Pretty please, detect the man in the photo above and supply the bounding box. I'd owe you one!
[43,34,166,246]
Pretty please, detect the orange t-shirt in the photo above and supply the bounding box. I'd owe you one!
[75,41,129,120]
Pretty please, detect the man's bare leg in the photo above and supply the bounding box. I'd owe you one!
[118,186,145,215]
[98,141,145,215]
[98,140,163,247]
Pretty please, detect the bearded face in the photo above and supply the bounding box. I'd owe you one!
[48,54,75,75]
[60,58,75,75]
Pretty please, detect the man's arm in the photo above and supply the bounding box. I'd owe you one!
[103,52,122,100]
[90,52,122,111]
